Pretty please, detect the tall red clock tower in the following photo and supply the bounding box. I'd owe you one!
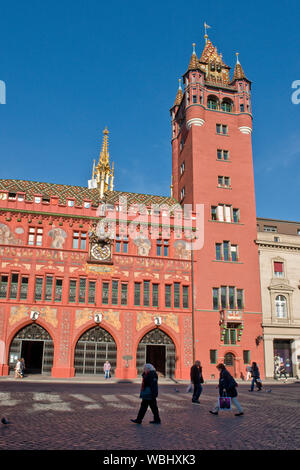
[170,33,264,379]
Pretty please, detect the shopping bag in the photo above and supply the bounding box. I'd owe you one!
[186,383,193,393]
[218,395,232,411]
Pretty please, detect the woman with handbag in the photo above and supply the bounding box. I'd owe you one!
[131,363,161,424]
[209,363,244,416]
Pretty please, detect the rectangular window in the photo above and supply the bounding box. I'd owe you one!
[210,349,218,364]
[217,149,223,160]
[111,280,119,305]
[28,227,43,246]
[223,241,229,261]
[230,328,237,344]
[102,282,109,305]
[211,206,217,220]
[123,237,128,253]
[88,281,96,304]
[156,240,162,256]
[44,276,53,301]
[221,286,227,309]
[192,95,197,103]
[216,243,222,260]
[243,350,251,364]
[0,275,8,299]
[237,289,244,309]
[121,283,128,306]
[68,280,77,303]
[174,282,180,308]
[35,277,43,301]
[274,262,284,277]
[115,237,121,253]
[163,240,169,257]
[229,286,235,309]
[213,288,219,310]
[79,278,87,304]
[183,285,189,308]
[152,284,159,307]
[134,283,141,306]
[165,285,172,308]
[216,124,221,134]
[9,274,19,299]
[20,277,29,300]
[224,177,230,187]
[143,281,150,307]
[263,225,277,232]
[55,279,63,302]
[73,231,87,250]
[72,232,79,249]
[80,233,87,250]
[222,125,228,135]
[223,150,229,160]
[231,245,237,262]
[233,208,240,223]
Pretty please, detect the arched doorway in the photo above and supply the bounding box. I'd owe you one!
[74,326,117,375]
[137,329,176,378]
[9,323,54,375]
[224,352,236,378]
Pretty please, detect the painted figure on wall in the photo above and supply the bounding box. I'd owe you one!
[134,238,151,256]
[48,226,67,248]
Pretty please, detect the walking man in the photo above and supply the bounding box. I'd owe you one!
[131,363,161,424]
[190,360,204,404]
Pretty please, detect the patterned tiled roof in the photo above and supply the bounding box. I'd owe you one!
[0,179,178,208]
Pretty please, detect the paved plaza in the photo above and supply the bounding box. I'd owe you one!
[0,378,299,451]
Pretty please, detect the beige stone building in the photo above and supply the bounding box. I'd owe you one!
[256,218,300,379]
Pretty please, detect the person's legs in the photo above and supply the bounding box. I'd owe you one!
[232,397,243,413]
[192,384,201,402]
[250,377,255,391]
[149,399,160,423]
[136,400,149,423]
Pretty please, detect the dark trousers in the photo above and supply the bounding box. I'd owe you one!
[192,383,203,401]
[136,398,160,423]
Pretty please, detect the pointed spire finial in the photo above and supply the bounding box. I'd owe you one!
[236,52,240,64]
[178,78,182,90]
[204,22,211,43]
[192,43,196,55]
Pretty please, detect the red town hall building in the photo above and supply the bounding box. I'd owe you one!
[0,34,264,380]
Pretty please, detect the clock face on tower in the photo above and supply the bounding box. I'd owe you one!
[90,243,111,261]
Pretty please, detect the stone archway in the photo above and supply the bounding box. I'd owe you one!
[9,323,54,375]
[137,329,176,378]
[74,326,117,376]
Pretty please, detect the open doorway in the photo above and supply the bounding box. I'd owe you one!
[146,345,166,376]
[21,341,44,374]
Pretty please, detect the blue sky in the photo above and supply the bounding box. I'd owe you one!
[0,0,299,221]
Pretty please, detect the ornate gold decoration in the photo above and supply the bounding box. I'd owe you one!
[92,128,115,198]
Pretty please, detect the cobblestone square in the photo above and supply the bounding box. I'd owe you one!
[0,379,299,452]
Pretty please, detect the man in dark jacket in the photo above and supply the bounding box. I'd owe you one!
[131,364,161,424]
[190,360,204,404]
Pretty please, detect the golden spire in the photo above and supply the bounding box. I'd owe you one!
[93,127,115,198]
[99,127,110,166]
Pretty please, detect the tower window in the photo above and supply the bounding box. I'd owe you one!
[208,97,219,110]
[216,124,228,135]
